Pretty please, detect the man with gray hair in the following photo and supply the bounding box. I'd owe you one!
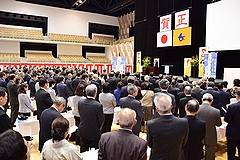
[98,108,147,160]
[153,79,176,117]
[120,84,144,136]
[179,86,196,117]
[77,84,104,153]
[197,93,222,160]
[192,80,203,102]
[39,97,66,152]
[147,93,189,160]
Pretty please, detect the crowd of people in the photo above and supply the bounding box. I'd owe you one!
[0,65,239,160]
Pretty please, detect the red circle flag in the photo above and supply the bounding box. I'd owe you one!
[161,34,168,44]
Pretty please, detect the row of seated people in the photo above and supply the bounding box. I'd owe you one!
[87,55,111,63]
[0,52,20,62]
[93,35,115,45]
[58,55,87,63]
[0,26,44,40]
[26,52,55,62]
[48,33,92,43]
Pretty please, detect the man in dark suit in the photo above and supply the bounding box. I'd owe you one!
[0,72,9,111]
[120,76,143,101]
[39,97,66,152]
[224,88,240,160]
[217,82,230,116]
[197,93,222,160]
[28,73,38,98]
[147,93,189,160]
[184,100,206,160]
[200,81,220,109]
[153,79,176,117]
[106,72,117,94]
[192,80,203,102]
[72,72,82,92]
[179,86,196,117]
[6,74,19,126]
[35,78,53,120]
[98,108,147,160]
[0,89,12,134]
[120,84,144,136]
[77,84,104,153]
[56,76,69,103]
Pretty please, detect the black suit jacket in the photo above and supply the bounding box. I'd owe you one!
[120,96,144,136]
[147,115,189,160]
[35,88,53,120]
[179,96,196,117]
[184,116,206,160]
[28,78,37,97]
[7,80,19,105]
[120,84,143,101]
[39,107,62,151]
[192,87,203,102]
[106,77,117,94]
[0,78,7,89]
[98,129,147,160]
[224,101,240,140]
[72,77,82,93]
[77,98,104,141]
[0,107,12,134]
[218,90,230,116]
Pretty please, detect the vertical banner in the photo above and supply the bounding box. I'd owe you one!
[112,57,117,71]
[204,53,210,78]
[184,58,192,76]
[198,47,208,77]
[210,52,218,78]
[136,51,141,72]
[121,57,126,74]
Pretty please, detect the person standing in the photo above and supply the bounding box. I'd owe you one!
[184,100,206,160]
[18,83,35,117]
[77,84,104,153]
[39,97,66,152]
[98,108,147,160]
[120,84,144,136]
[7,74,19,126]
[224,88,240,160]
[179,86,196,117]
[35,78,53,120]
[197,93,222,160]
[56,76,69,103]
[0,88,12,134]
[99,82,116,133]
[147,93,189,160]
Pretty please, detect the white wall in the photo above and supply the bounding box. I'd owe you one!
[206,0,240,51]
[0,0,118,36]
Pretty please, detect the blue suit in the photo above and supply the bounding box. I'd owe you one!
[56,82,69,101]
[39,107,62,152]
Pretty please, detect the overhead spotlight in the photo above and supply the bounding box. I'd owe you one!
[71,0,87,8]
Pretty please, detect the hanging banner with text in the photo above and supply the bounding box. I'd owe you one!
[184,58,192,76]
[204,52,218,78]
[136,51,141,72]
[198,47,208,77]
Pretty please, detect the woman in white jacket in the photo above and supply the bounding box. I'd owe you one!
[18,83,35,117]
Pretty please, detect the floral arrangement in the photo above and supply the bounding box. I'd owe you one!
[190,55,203,67]
[142,56,151,69]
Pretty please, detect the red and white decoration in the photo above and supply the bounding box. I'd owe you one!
[160,14,172,32]
[157,31,172,47]
[175,9,189,29]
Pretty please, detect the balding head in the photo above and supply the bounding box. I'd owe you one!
[184,86,192,95]
[118,108,137,129]
[185,100,199,115]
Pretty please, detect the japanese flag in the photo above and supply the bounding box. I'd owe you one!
[157,31,172,47]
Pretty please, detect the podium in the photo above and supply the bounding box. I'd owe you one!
[142,66,159,75]
[161,65,173,75]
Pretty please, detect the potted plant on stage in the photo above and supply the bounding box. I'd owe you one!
[190,55,202,78]
[142,56,151,74]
